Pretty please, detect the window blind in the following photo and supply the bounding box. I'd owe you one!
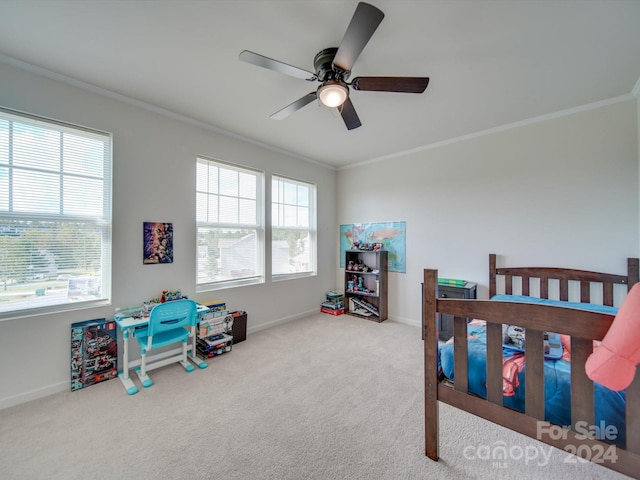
[271,175,316,277]
[196,157,263,289]
[0,108,112,319]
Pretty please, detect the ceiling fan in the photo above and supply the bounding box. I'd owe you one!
[239,2,429,130]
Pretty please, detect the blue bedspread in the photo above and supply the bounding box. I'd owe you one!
[438,296,626,447]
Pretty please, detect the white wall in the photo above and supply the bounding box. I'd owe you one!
[337,99,639,326]
[1,58,638,409]
[0,62,337,408]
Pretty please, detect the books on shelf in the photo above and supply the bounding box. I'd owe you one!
[437,278,467,287]
[199,301,233,337]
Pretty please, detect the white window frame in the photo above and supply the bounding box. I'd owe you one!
[0,107,112,320]
[196,157,264,291]
[271,174,317,280]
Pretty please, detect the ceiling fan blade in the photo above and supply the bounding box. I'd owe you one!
[270,92,317,120]
[339,97,362,130]
[351,76,429,93]
[333,2,384,73]
[239,50,316,81]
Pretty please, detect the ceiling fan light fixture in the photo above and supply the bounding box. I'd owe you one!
[318,80,349,108]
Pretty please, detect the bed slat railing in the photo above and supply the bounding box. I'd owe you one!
[505,274,512,295]
[485,321,502,405]
[629,257,640,287]
[489,255,496,298]
[540,276,549,299]
[439,300,614,339]
[525,329,545,419]
[603,283,614,306]
[490,254,636,305]
[426,257,640,476]
[494,266,631,286]
[570,337,595,429]
[580,281,590,303]
[559,279,569,301]
[453,316,468,394]
[625,258,639,454]
[423,269,440,461]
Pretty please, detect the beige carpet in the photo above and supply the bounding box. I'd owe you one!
[0,314,630,480]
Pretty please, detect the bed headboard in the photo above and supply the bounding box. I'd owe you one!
[489,253,639,306]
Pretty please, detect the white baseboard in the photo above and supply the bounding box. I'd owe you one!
[389,315,421,328]
[247,309,318,335]
[0,381,68,410]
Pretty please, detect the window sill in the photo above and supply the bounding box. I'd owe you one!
[272,272,317,282]
[196,277,264,293]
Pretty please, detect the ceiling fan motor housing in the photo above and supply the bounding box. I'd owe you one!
[314,47,349,81]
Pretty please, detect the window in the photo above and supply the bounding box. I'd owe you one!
[0,107,112,319]
[196,157,263,290]
[271,175,316,278]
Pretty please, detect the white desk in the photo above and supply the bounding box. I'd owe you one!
[114,304,209,395]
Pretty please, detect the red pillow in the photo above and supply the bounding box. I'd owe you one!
[585,283,640,391]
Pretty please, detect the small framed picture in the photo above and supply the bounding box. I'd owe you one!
[143,222,173,264]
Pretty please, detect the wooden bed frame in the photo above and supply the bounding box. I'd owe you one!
[423,254,640,477]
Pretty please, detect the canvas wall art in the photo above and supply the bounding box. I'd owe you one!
[143,222,173,264]
[339,221,406,273]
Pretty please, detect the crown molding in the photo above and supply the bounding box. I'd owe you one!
[342,93,636,170]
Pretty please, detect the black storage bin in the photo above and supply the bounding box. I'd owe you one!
[230,311,247,343]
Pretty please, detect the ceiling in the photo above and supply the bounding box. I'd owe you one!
[1,0,640,169]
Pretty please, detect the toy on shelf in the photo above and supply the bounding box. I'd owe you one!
[346,260,373,272]
[351,241,383,251]
[147,289,183,304]
[346,274,371,294]
[141,289,185,314]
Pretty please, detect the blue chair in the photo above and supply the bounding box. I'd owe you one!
[134,299,197,388]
